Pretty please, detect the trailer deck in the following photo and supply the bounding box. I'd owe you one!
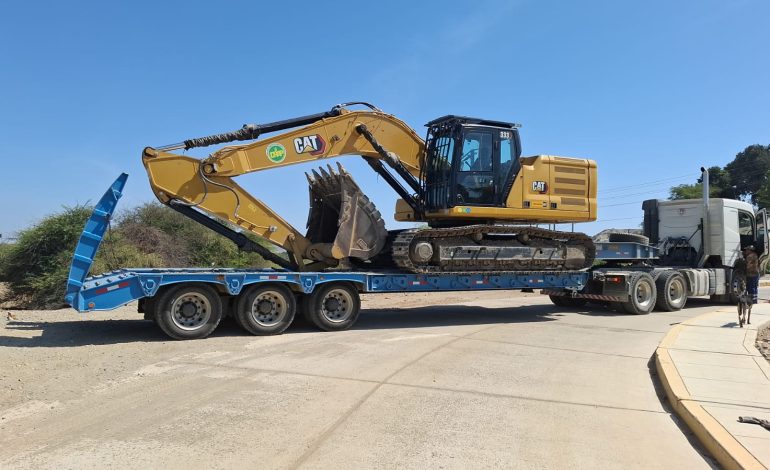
[63,174,601,339]
[71,268,590,312]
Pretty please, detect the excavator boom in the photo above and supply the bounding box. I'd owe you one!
[143,103,424,269]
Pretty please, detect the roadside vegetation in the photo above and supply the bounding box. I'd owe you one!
[0,203,276,309]
[669,144,770,206]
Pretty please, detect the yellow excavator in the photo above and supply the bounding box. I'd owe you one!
[142,102,597,272]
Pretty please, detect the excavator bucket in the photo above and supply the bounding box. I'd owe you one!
[305,163,388,260]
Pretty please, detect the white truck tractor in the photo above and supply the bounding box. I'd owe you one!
[547,168,770,314]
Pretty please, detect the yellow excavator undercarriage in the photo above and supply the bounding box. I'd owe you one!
[142,102,597,272]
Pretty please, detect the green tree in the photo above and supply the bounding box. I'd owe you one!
[0,206,94,308]
[0,203,279,309]
[669,182,721,200]
[697,166,736,198]
[725,144,770,204]
[755,170,770,209]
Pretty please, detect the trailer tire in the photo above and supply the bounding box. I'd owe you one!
[549,295,568,307]
[622,273,657,315]
[235,284,296,335]
[303,283,360,331]
[608,233,649,244]
[154,284,223,340]
[549,295,587,308]
[655,271,687,311]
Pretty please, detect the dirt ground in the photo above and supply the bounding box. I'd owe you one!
[757,320,770,362]
[0,289,535,413]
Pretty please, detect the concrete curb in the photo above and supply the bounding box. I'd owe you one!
[655,316,766,470]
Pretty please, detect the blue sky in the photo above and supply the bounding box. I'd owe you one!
[1,0,768,240]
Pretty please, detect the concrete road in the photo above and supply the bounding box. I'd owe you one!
[0,291,724,469]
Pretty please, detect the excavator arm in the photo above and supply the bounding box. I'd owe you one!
[142,103,426,270]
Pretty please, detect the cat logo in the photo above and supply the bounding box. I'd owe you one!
[532,181,548,193]
[293,134,326,156]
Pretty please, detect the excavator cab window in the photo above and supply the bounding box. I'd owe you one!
[456,131,496,205]
[422,115,522,211]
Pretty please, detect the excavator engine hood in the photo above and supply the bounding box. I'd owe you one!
[305,163,388,261]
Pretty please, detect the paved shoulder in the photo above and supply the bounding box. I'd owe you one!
[656,305,770,469]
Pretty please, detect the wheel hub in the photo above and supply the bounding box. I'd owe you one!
[320,289,354,323]
[180,302,197,317]
[324,297,342,312]
[171,293,211,331]
[249,291,288,327]
[257,299,274,315]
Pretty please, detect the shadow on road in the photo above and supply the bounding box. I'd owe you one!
[353,303,562,331]
[0,316,250,348]
[2,303,569,348]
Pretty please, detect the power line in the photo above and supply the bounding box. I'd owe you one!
[599,178,686,194]
[601,200,647,208]
[596,216,639,222]
[600,158,768,195]
[600,173,697,192]
[598,186,680,199]
[600,178,695,195]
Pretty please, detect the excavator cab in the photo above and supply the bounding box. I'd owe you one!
[422,116,522,212]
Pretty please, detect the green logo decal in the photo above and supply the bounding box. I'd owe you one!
[266,143,286,163]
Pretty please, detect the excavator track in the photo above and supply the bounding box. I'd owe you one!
[389,225,595,274]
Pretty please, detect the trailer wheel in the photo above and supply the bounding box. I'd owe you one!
[549,295,587,308]
[567,297,587,307]
[154,284,223,340]
[235,284,296,335]
[549,295,568,307]
[655,271,687,311]
[304,283,360,331]
[607,233,649,244]
[622,273,657,315]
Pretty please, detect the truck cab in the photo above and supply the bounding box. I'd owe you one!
[643,198,769,271]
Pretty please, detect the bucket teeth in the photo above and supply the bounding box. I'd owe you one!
[305,164,387,261]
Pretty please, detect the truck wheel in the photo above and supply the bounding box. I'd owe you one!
[729,269,747,304]
[565,297,587,307]
[304,283,360,331]
[154,284,223,340]
[549,295,568,307]
[622,273,657,315]
[549,295,586,308]
[655,271,687,311]
[607,233,649,244]
[235,284,296,335]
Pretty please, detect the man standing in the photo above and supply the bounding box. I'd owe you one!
[743,246,760,305]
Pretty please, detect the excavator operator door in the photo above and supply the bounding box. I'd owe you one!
[422,115,522,213]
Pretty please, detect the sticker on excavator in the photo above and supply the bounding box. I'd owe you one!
[265,143,286,163]
[293,134,326,156]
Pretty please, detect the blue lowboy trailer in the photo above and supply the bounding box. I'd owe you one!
[64,174,599,340]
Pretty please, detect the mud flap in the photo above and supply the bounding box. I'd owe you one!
[305,163,388,260]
